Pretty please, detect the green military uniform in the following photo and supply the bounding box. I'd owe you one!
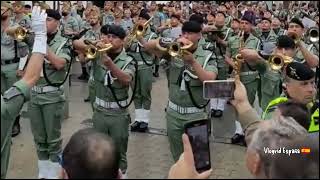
[273,27,286,37]
[122,17,134,33]
[166,44,218,161]
[227,33,261,105]
[91,49,135,172]
[127,27,157,124]
[294,41,319,63]
[225,15,233,28]
[1,23,29,94]
[61,15,80,35]
[27,30,71,163]
[1,80,29,178]
[102,11,115,26]
[258,30,280,111]
[84,26,101,111]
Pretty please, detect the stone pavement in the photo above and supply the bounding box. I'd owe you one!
[7,63,252,179]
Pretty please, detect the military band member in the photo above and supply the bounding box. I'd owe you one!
[1,6,47,178]
[1,2,30,137]
[271,17,286,37]
[113,8,126,32]
[128,11,158,132]
[11,1,31,29]
[27,9,71,179]
[73,25,136,178]
[60,4,80,37]
[102,1,115,26]
[123,9,134,34]
[138,21,218,161]
[230,18,241,37]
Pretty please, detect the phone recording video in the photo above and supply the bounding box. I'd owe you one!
[184,120,211,173]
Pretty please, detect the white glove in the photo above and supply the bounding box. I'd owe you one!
[31,6,48,55]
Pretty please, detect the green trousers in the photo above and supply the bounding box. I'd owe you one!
[88,78,96,111]
[92,108,130,171]
[1,63,19,94]
[241,75,261,106]
[28,101,65,162]
[259,72,282,111]
[133,67,153,110]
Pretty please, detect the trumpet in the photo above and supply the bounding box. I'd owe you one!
[168,42,193,58]
[6,26,29,41]
[287,31,301,44]
[84,40,113,59]
[125,16,154,48]
[306,27,319,43]
[268,54,294,71]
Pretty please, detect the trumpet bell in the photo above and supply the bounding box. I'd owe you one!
[14,27,27,41]
[85,43,113,60]
[235,54,244,61]
[269,54,293,71]
[308,28,319,43]
[168,42,193,57]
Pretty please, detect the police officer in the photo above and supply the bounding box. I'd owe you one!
[225,13,261,106]
[128,11,158,132]
[262,62,319,133]
[1,6,47,178]
[101,1,115,26]
[27,9,71,179]
[139,21,218,161]
[1,2,30,137]
[287,18,319,68]
[73,25,136,178]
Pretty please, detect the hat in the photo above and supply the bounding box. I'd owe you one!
[46,9,61,20]
[286,62,315,81]
[290,17,304,28]
[241,11,255,25]
[107,25,126,39]
[261,17,271,23]
[182,21,202,33]
[139,10,151,20]
[189,14,204,25]
[276,35,295,49]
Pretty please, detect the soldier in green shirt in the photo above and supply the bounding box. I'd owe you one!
[1,6,47,178]
[27,9,72,179]
[11,1,31,29]
[60,4,80,37]
[271,17,286,37]
[101,1,115,26]
[128,11,158,133]
[138,21,218,161]
[73,25,136,178]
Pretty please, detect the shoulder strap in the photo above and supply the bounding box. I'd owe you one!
[203,52,214,69]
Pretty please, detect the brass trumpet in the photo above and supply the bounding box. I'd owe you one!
[287,31,301,44]
[168,42,193,58]
[125,16,154,48]
[84,40,113,59]
[268,54,293,71]
[6,26,29,41]
[306,27,319,43]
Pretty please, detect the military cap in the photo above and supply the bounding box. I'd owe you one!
[189,14,204,25]
[261,17,272,23]
[182,21,202,33]
[276,35,296,49]
[107,25,127,39]
[290,17,304,28]
[241,11,255,25]
[139,10,151,20]
[46,9,61,20]
[286,62,315,81]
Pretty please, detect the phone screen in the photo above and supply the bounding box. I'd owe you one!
[203,80,235,99]
[185,121,211,172]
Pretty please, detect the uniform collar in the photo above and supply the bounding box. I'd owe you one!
[48,30,62,45]
[113,48,127,62]
[193,43,206,58]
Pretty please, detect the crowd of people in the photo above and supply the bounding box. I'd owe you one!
[1,1,319,179]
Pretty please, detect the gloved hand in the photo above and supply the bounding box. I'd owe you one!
[31,6,48,55]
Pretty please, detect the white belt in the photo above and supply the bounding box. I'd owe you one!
[32,85,62,93]
[95,97,128,109]
[137,61,152,65]
[240,71,259,76]
[168,101,204,114]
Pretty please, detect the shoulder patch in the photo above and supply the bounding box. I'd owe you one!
[3,87,22,101]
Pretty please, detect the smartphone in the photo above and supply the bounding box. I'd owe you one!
[184,120,211,173]
[203,79,235,99]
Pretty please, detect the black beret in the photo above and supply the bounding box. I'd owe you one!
[100,24,111,35]
[261,17,271,23]
[182,21,202,33]
[290,17,304,28]
[139,10,151,20]
[189,14,204,25]
[241,11,255,25]
[276,35,296,49]
[216,11,226,18]
[108,25,126,39]
[46,9,61,20]
[286,62,315,81]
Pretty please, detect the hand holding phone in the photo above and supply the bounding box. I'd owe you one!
[203,80,235,99]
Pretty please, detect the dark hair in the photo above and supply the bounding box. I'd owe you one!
[62,128,120,179]
[268,136,319,178]
[24,4,31,9]
[278,101,311,130]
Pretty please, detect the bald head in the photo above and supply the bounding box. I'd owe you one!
[62,128,120,179]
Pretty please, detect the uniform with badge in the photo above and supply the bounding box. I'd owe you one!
[128,12,158,132]
[90,25,135,175]
[262,62,319,133]
[227,14,261,105]
[27,9,71,178]
[258,18,280,111]
[1,80,30,178]
[163,21,218,161]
